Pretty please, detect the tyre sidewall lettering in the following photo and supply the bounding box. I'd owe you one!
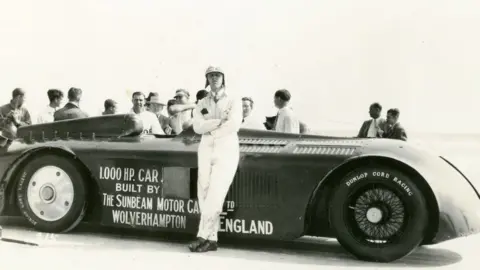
[17,170,39,226]
[344,169,414,196]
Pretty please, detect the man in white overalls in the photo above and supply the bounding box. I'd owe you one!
[189,66,243,252]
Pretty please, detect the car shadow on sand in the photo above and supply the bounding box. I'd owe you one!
[112,231,462,268]
[69,223,464,268]
[1,218,463,268]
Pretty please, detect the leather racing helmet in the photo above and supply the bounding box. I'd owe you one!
[204,66,225,88]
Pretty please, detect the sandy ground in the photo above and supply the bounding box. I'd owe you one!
[0,144,479,270]
[0,218,479,270]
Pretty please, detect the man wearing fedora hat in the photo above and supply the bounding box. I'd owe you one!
[188,66,243,253]
[146,92,171,134]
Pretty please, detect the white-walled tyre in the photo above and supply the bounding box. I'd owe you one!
[16,154,88,233]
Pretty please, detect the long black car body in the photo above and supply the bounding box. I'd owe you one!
[0,113,479,262]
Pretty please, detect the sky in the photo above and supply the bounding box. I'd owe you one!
[0,0,479,134]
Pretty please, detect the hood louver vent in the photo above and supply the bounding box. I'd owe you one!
[293,146,356,156]
[240,145,283,153]
[239,138,289,154]
[239,138,289,145]
[299,139,364,146]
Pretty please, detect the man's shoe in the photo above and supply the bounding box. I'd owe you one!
[188,237,206,252]
[195,240,218,252]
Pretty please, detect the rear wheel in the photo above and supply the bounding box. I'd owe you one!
[16,154,88,233]
[329,166,428,262]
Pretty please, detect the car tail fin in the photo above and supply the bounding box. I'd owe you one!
[440,156,480,199]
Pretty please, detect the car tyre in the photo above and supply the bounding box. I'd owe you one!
[329,166,429,262]
[16,154,88,233]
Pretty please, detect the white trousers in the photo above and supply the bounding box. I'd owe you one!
[196,134,239,241]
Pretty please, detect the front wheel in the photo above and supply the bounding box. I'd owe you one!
[16,154,88,233]
[329,166,429,262]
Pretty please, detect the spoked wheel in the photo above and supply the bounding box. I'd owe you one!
[329,167,428,262]
[349,185,407,245]
[16,154,88,233]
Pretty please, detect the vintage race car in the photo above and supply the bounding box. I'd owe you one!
[0,113,479,262]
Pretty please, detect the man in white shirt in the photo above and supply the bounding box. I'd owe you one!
[241,97,265,130]
[37,89,64,124]
[273,89,300,134]
[357,102,386,138]
[130,92,164,135]
[189,66,242,253]
[169,89,195,135]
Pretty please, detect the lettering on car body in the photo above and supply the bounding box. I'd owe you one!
[99,165,162,195]
[219,217,274,235]
[112,210,187,229]
[99,164,274,235]
[99,166,159,183]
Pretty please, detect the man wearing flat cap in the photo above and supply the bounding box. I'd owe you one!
[188,66,242,253]
[168,89,209,133]
[169,89,195,134]
[0,88,32,130]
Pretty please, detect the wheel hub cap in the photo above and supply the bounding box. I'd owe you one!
[366,207,383,223]
[40,185,55,203]
[26,166,74,222]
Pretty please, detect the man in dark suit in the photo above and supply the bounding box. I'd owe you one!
[54,87,89,121]
[383,108,407,141]
[357,102,386,138]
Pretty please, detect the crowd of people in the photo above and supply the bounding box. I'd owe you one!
[0,67,406,141]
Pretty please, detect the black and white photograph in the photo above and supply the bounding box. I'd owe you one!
[0,0,479,269]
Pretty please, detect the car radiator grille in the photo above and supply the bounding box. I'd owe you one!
[226,170,280,209]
